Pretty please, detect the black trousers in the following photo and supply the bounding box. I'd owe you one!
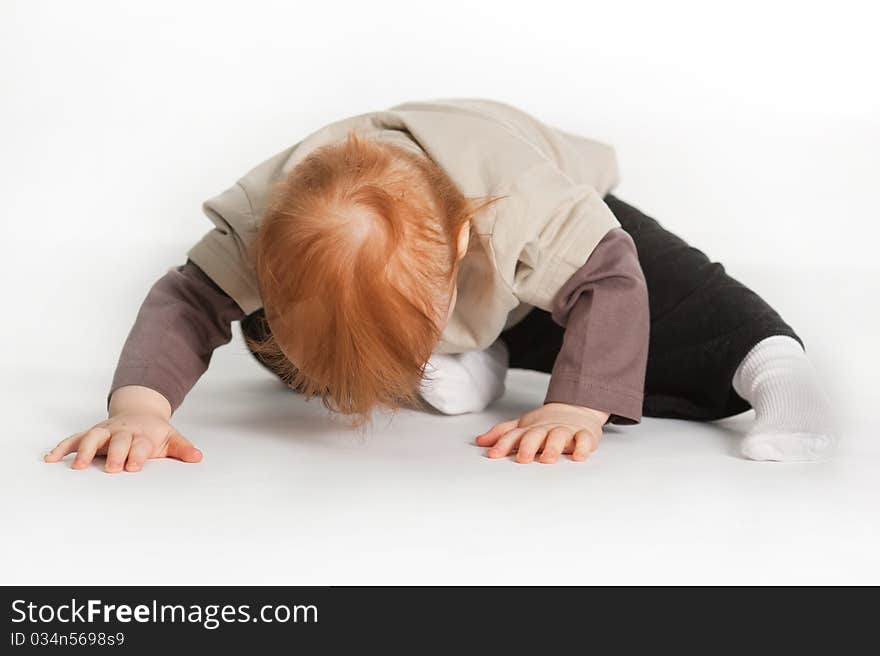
[242,195,802,422]
[498,195,802,421]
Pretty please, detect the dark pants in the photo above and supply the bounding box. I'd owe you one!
[497,195,802,421]
[242,195,802,421]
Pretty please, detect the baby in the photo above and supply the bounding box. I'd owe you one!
[44,98,837,472]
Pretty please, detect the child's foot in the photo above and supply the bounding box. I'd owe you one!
[418,339,509,415]
[732,335,837,462]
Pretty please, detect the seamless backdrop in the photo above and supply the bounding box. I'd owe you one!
[1,0,878,585]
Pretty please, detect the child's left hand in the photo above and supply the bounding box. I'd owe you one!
[475,402,610,464]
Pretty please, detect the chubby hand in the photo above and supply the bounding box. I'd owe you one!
[44,412,202,473]
[475,402,610,464]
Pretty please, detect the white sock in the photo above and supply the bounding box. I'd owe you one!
[418,339,509,415]
[732,335,837,462]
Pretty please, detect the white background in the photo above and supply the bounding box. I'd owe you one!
[1,0,878,584]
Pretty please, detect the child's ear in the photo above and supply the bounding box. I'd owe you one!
[456,220,471,262]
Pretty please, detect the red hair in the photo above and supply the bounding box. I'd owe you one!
[248,131,500,429]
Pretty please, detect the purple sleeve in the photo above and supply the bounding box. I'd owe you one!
[543,228,649,424]
[107,259,247,414]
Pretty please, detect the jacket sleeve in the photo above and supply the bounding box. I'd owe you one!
[186,182,264,316]
[107,260,247,414]
[543,228,649,425]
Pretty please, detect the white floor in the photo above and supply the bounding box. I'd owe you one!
[2,266,878,586]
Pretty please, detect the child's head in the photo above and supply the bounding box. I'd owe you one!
[250,131,497,428]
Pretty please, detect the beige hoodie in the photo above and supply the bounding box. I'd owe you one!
[187,98,621,354]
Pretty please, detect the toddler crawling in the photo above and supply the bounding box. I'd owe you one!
[45,98,837,472]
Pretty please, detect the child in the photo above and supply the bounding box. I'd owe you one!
[44,98,837,472]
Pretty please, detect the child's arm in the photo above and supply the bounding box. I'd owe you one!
[45,260,246,472]
[476,228,649,463]
[107,260,247,413]
[542,228,648,423]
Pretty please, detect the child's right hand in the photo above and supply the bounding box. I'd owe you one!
[44,385,202,473]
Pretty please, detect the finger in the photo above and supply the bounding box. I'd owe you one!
[516,427,549,464]
[165,432,202,463]
[44,431,85,462]
[539,427,574,464]
[104,431,133,473]
[486,427,526,458]
[571,430,597,461]
[475,418,520,446]
[71,427,111,470]
[125,435,153,472]
[584,427,602,452]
